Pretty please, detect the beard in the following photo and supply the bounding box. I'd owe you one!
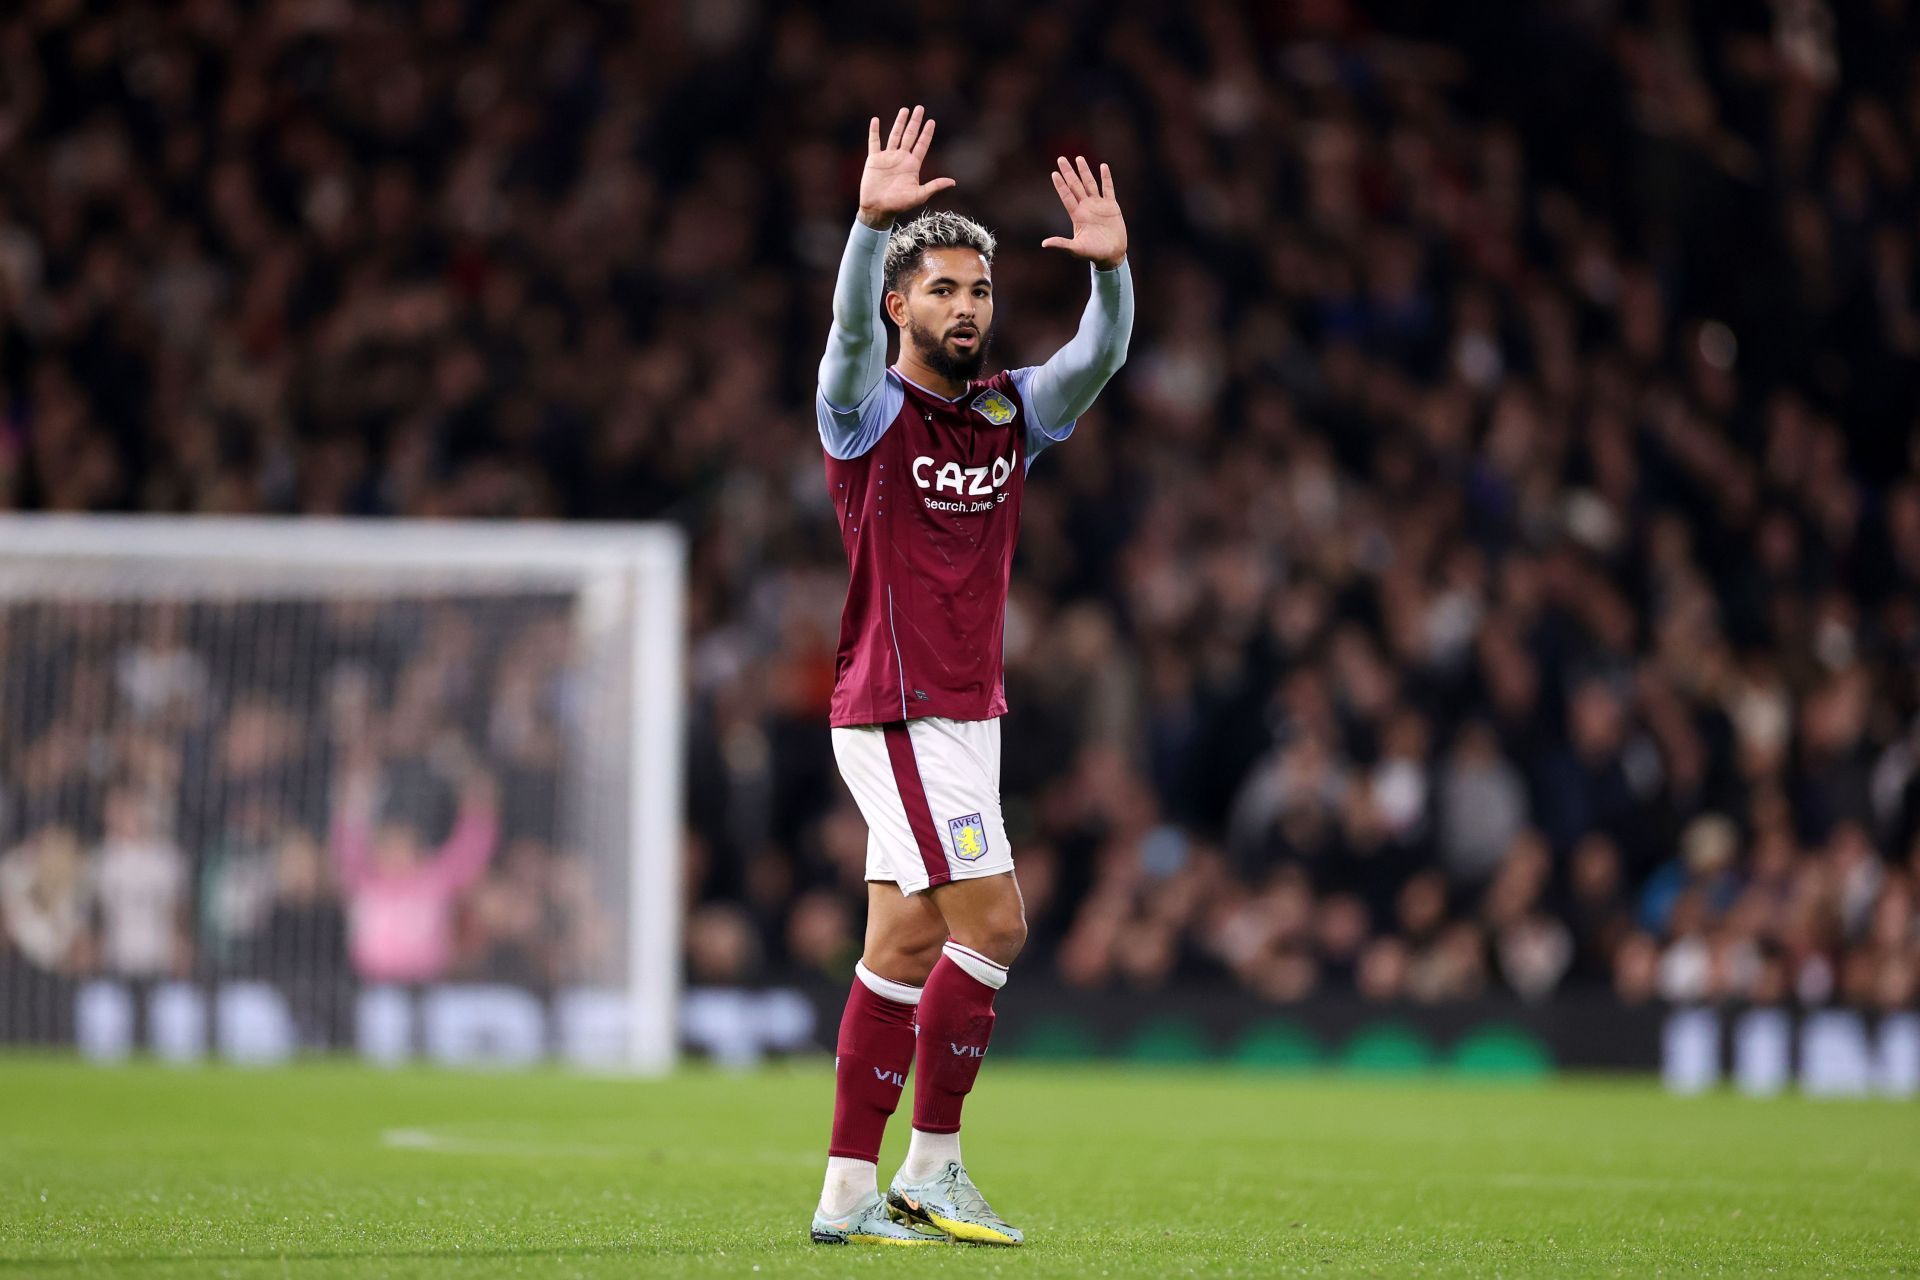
[907,316,992,381]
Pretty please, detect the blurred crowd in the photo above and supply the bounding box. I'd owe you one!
[1,0,1918,1014]
[0,597,620,1040]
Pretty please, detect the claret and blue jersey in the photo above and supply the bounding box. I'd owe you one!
[817,364,1074,727]
[814,217,1134,730]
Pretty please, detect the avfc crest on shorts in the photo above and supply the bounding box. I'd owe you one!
[970,389,1017,426]
[947,812,989,861]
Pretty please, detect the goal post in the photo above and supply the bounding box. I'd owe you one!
[0,515,684,1074]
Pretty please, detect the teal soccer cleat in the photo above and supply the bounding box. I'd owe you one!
[887,1161,1025,1246]
[809,1190,948,1246]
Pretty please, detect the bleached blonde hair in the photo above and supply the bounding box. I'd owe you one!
[883,211,996,296]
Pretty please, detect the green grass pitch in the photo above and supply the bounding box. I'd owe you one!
[3,1057,1916,1277]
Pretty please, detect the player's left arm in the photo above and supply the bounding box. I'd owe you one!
[1015,156,1134,461]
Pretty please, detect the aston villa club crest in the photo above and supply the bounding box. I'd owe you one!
[970,389,1016,426]
[948,812,989,861]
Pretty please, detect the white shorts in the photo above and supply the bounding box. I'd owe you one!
[831,716,1014,895]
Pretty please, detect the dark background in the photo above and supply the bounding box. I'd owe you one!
[0,0,1916,1025]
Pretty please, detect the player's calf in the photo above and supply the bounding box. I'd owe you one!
[892,932,1023,1244]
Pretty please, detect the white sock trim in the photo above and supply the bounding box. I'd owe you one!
[901,1129,962,1182]
[941,940,1009,989]
[855,960,924,1005]
[820,1156,878,1217]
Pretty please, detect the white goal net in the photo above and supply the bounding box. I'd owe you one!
[0,516,683,1073]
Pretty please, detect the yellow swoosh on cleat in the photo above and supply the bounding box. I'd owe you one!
[927,1213,1021,1245]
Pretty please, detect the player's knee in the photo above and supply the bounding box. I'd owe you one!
[991,917,1028,966]
[959,908,1027,967]
[865,936,943,987]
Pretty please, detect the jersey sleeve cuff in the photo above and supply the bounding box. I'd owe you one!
[1030,415,1075,445]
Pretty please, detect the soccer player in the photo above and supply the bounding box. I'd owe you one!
[807,105,1133,1246]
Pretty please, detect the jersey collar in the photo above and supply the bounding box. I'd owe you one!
[892,366,971,403]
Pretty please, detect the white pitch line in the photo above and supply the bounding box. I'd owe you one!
[378,1127,816,1166]
[380,1128,633,1159]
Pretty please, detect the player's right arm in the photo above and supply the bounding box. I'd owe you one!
[817,106,954,460]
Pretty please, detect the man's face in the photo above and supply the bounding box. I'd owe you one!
[889,246,994,380]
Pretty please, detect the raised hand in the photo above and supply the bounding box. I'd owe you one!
[858,105,956,229]
[1042,156,1128,270]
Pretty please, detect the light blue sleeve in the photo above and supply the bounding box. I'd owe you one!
[1010,367,1068,469]
[1012,259,1134,470]
[817,220,902,460]
[816,376,905,461]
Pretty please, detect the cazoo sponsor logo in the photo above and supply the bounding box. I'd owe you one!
[913,453,1015,514]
